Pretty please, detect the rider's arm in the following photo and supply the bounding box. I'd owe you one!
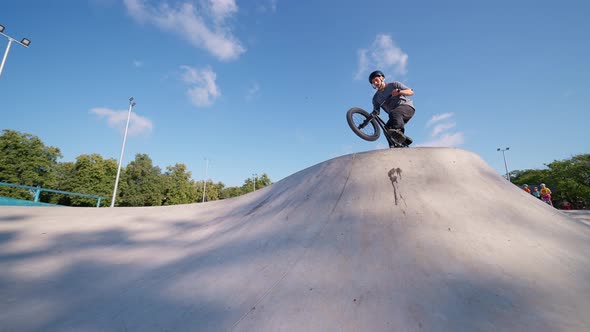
[391,82,414,97]
[372,98,380,114]
[398,88,414,97]
[393,88,414,97]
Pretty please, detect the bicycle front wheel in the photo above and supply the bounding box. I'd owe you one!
[346,107,381,141]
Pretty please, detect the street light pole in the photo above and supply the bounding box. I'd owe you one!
[0,38,14,77]
[110,98,136,207]
[0,24,31,78]
[202,158,209,203]
[497,147,511,182]
[252,173,257,192]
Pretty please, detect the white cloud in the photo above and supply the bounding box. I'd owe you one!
[431,122,456,137]
[417,112,464,147]
[355,34,408,80]
[208,0,238,22]
[90,107,153,136]
[181,65,220,107]
[257,0,277,12]
[124,0,245,61]
[356,49,369,80]
[418,132,465,147]
[426,112,454,127]
[245,82,260,101]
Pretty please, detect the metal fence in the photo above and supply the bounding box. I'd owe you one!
[0,182,104,207]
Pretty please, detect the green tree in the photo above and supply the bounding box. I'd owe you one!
[256,173,272,189]
[512,154,590,209]
[220,186,244,199]
[544,154,590,209]
[117,153,164,206]
[56,154,118,207]
[162,163,197,205]
[195,180,225,202]
[241,173,273,194]
[0,129,278,206]
[0,129,62,199]
[511,169,550,187]
[44,161,76,205]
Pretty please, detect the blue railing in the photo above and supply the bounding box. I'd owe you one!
[0,182,104,207]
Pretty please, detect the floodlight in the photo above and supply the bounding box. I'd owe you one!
[0,25,32,77]
[496,147,511,182]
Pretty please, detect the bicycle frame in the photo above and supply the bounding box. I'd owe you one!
[363,111,397,147]
[348,93,406,148]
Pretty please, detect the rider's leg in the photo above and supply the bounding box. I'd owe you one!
[386,105,415,131]
[385,111,404,131]
[387,105,415,145]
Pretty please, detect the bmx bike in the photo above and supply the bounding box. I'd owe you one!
[346,107,409,148]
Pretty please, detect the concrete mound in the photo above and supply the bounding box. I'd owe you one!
[1,148,589,331]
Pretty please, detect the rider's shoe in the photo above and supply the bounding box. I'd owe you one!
[387,128,407,145]
[404,136,413,146]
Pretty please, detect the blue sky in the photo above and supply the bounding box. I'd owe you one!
[1,0,588,187]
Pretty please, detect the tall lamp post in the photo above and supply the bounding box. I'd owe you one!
[497,147,511,182]
[202,158,209,203]
[252,173,258,192]
[0,24,31,78]
[110,98,136,207]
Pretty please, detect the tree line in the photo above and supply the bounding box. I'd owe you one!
[510,154,589,209]
[0,129,272,207]
[1,129,588,209]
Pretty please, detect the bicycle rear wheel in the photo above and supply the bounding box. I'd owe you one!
[346,107,381,141]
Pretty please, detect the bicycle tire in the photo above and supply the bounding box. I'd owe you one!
[346,107,381,141]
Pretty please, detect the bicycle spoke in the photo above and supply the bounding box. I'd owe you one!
[353,114,376,135]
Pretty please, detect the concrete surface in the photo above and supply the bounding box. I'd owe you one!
[1,148,589,332]
[562,210,590,226]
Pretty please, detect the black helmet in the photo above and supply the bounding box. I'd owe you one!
[368,70,384,83]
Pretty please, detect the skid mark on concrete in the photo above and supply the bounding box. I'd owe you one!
[388,167,407,214]
[388,168,402,205]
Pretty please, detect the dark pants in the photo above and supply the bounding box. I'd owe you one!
[386,105,415,133]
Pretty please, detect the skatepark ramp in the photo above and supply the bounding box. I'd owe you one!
[1,148,589,331]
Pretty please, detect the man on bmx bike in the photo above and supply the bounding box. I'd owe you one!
[369,70,415,147]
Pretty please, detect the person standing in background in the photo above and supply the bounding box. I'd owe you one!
[540,183,553,206]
